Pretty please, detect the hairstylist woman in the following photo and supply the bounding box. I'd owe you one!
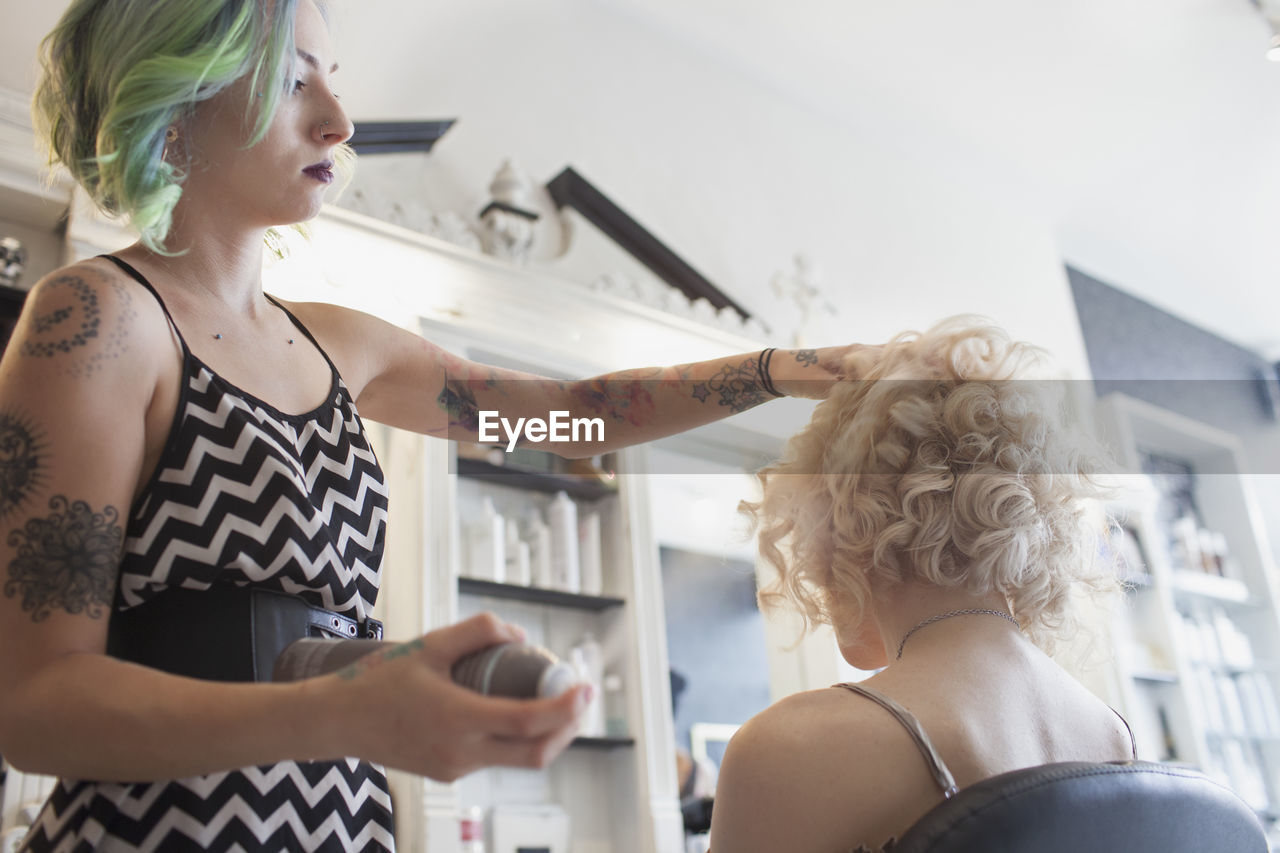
[0,1,855,849]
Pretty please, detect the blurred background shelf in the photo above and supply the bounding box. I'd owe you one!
[458,577,625,611]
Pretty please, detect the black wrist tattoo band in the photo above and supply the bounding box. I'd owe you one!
[757,348,785,398]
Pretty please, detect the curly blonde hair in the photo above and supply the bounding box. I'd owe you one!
[748,317,1115,651]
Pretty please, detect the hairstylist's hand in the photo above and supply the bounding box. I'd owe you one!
[768,344,883,399]
[324,613,591,781]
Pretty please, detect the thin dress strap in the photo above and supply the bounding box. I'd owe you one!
[833,682,959,799]
[263,294,342,380]
[100,255,190,355]
[1111,705,1139,759]
[102,255,340,384]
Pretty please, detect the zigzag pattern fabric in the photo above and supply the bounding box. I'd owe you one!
[119,366,387,619]
[21,257,394,852]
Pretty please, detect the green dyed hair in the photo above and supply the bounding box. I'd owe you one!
[34,0,353,253]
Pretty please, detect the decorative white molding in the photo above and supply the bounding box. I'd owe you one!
[339,189,484,254]
[584,268,770,341]
[0,85,71,230]
[266,204,769,370]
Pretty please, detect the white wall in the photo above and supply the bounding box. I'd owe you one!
[331,0,1093,379]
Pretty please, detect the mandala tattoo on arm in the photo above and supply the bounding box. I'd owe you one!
[0,411,46,522]
[696,357,769,413]
[21,275,135,379]
[4,496,123,622]
[794,349,819,367]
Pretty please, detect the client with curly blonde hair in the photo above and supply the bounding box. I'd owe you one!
[709,318,1133,853]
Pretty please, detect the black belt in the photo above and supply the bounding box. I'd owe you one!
[106,584,383,683]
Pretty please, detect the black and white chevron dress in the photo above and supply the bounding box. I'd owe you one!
[21,257,395,852]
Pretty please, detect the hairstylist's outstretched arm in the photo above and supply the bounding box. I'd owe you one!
[300,301,873,456]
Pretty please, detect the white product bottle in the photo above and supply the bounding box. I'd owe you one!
[459,804,485,853]
[602,671,627,737]
[547,491,580,593]
[467,497,506,582]
[528,515,554,589]
[505,518,531,586]
[571,633,605,737]
[578,511,603,596]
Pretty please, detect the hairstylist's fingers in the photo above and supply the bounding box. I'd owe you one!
[421,612,524,669]
[470,683,593,740]
[479,711,584,770]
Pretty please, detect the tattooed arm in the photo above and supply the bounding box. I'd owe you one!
[326,305,856,453]
[0,261,172,774]
[0,262,586,782]
[507,346,850,455]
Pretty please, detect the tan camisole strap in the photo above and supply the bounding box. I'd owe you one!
[833,683,959,799]
[1111,705,1139,759]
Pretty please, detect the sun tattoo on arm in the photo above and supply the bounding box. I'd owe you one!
[0,411,47,523]
[4,496,123,622]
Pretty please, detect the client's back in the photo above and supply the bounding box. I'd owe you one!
[711,319,1128,852]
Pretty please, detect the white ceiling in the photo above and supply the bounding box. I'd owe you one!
[5,0,1279,358]
[590,0,1280,359]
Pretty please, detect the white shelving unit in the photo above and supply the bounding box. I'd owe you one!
[449,456,644,853]
[1097,393,1280,841]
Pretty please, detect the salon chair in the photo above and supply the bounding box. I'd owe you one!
[893,760,1268,853]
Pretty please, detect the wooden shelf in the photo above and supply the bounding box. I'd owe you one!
[1170,571,1252,605]
[1121,573,1156,591]
[570,736,636,750]
[1132,669,1181,684]
[455,456,618,501]
[458,577,625,611]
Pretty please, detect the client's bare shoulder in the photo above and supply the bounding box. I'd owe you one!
[710,687,942,853]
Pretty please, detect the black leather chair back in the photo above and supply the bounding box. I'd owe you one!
[893,761,1268,853]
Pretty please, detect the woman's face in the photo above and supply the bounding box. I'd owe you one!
[177,0,353,230]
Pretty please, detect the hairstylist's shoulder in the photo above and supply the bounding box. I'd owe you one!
[13,258,170,380]
[712,688,895,851]
[266,297,435,400]
[1,258,169,451]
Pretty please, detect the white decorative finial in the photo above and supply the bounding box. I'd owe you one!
[479,159,540,264]
[770,253,837,347]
